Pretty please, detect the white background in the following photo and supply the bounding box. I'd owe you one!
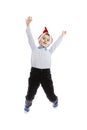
[0,0,87,129]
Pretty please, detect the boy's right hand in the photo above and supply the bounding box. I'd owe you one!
[26,16,32,26]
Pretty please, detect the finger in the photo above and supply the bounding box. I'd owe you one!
[65,31,67,34]
[28,16,32,19]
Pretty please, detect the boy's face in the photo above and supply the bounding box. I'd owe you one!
[39,34,51,47]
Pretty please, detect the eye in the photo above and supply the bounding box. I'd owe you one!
[43,37,45,40]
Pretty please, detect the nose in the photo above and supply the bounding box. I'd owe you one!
[45,39,47,42]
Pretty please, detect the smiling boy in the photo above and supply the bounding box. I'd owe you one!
[24,16,67,112]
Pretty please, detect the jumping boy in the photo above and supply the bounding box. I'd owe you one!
[24,16,67,112]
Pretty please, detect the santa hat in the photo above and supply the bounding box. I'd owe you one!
[38,27,53,43]
[43,27,48,33]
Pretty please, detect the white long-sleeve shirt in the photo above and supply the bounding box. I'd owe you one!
[26,27,63,69]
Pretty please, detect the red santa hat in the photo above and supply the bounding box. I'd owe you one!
[43,27,48,33]
[38,27,53,43]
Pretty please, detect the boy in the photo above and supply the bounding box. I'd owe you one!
[24,16,66,112]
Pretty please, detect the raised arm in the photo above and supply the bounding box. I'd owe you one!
[26,16,36,51]
[49,31,67,54]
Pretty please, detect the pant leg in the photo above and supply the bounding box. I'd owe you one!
[41,69,57,102]
[26,67,40,101]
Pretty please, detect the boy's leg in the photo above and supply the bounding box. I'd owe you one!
[25,68,40,111]
[41,69,58,106]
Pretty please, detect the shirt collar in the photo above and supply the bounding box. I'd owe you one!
[38,46,47,50]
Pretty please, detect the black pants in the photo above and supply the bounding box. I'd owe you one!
[26,67,57,102]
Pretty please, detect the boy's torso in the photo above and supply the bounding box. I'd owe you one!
[31,47,51,69]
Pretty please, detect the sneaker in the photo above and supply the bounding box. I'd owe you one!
[24,105,30,112]
[53,98,58,108]
[24,100,32,112]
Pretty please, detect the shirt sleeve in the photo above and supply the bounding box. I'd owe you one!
[26,26,36,51]
[49,35,63,54]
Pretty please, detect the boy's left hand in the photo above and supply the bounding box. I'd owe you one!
[62,31,67,36]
